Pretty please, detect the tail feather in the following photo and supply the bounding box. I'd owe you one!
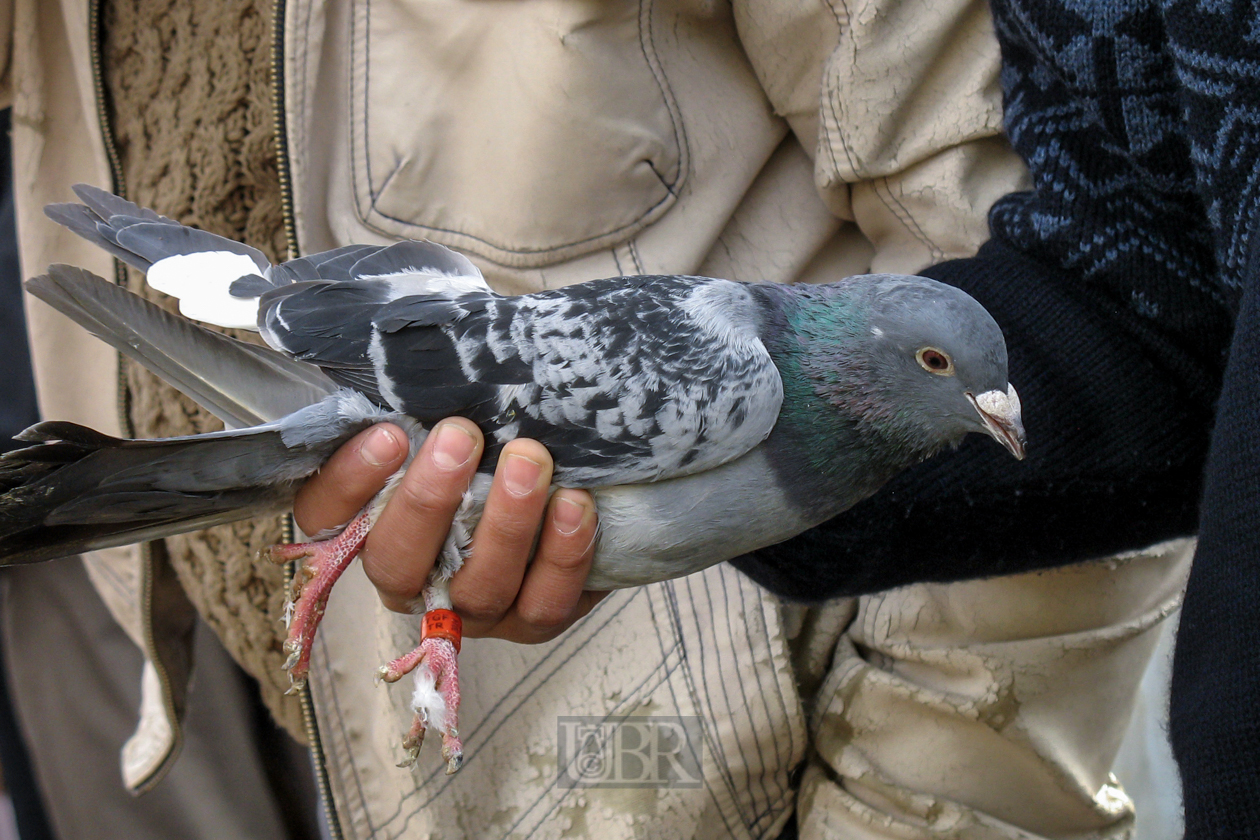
[0,435,98,496]
[26,266,336,428]
[45,187,493,335]
[113,220,270,276]
[0,421,321,565]
[46,186,273,330]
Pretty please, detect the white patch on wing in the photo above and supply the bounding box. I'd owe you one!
[147,251,263,329]
[595,407,623,438]
[493,420,520,444]
[379,269,490,298]
[368,329,405,410]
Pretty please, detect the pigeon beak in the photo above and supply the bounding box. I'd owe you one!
[966,385,1026,460]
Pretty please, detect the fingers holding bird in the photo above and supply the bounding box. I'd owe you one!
[445,437,555,627]
[293,423,410,534]
[293,420,601,643]
[455,480,603,644]
[477,487,604,644]
[359,418,484,611]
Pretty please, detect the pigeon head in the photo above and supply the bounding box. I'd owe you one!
[772,274,1025,467]
[857,276,1025,460]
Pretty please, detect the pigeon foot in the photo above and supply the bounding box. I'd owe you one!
[265,508,372,689]
[385,612,464,774]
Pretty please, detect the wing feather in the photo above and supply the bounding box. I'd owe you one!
[375,276,784,486]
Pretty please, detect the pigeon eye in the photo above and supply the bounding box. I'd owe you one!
[916,347,954,375]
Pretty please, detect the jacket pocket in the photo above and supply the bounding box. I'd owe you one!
[349,0,687,267]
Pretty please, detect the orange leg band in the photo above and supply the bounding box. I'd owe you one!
[421,608,463,654]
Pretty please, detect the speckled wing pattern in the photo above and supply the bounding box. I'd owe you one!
[262,274,784,487]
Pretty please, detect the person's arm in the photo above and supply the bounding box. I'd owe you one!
[1169,246,1260,838]
[733,236,1224,599]
[733,0,1237,601]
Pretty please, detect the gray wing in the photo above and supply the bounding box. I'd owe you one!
[45,185,272,275]
[342,275,783,486]
[233,239,489,298]
[26,266,337,428]
[236,242,489,400]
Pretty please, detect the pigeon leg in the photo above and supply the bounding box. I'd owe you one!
[265,508,373,691]
[378,582,464,774]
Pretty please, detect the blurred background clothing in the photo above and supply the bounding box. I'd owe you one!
[0,103,321,839]
[0,105,55,840]
[0,561,322,840]
[0,109,38,449]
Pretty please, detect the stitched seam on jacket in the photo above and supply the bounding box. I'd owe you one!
[315,632,377,836]
[739,576,797,834]
[722,572,778,817]
[874,175,946,262]
[673,577,741,805]
[659,581,747,839]
[821,0,862,182]
[638,0,688,192]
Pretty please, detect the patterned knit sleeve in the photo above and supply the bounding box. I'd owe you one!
[733,237,1225,600]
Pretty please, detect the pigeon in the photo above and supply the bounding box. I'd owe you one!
[0,185,1025,774]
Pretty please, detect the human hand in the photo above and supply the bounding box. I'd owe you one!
[292,421,604,643]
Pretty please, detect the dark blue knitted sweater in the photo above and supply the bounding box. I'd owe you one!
[736,1,1260,835]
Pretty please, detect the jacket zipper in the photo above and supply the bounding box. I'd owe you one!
[272,0,300,264]
[272,3,344,838]
[86,0,130,434]
[89,0,340,824]
[87,0,180,793]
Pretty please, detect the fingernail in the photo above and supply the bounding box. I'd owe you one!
[432,423,477,470]
[361,426,404,467]
[503,453,543,496]
[554,496,587,535]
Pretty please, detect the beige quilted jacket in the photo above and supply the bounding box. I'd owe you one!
[3,2,1190,838]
